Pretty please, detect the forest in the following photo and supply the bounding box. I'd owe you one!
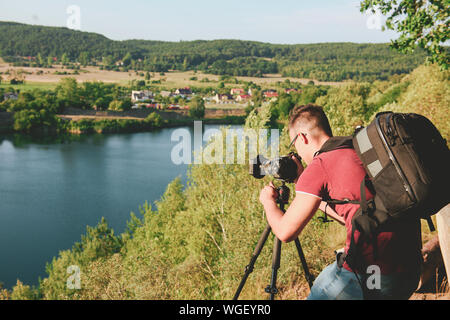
[0,21,428,81]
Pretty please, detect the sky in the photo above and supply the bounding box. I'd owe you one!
[0,0,398,44]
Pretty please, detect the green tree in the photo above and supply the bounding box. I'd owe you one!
[13,108,59,133]
[122,52,132,66]
[94,96,112,111]
[103,55,114,67]
[55,78,84,109]
[182,57,189,71]
[37,53,44,66]
[188,96,205,118]
[109,99,132,111]
[360,0,449,69]
[145,112,163,127]
[276,94,295,118]
[78,52,89,66]
[316,82,371,136]
[61,53,69,65]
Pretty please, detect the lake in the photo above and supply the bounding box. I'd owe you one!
[0,124,240,289]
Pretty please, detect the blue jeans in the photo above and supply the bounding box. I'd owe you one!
[307,262,420,300]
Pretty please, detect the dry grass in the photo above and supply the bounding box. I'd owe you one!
[0,63,141,84]
[57,115,145,121]
[0,61,343,88]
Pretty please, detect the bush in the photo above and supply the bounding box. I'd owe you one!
[38,217,123,299]
[13,108,59,133]
[188,96,205,119]
[10,281,39,300]
[145,112,163,127]
[108,99,132,111]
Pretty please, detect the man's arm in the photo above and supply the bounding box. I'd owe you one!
[260,188,321,243]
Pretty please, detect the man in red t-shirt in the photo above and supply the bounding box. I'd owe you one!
[259,104,421,300]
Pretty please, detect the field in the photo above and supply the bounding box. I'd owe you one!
[0,81,58,91]
[0,59,343,92]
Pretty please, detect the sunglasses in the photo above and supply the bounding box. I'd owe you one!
[288,132,306,149]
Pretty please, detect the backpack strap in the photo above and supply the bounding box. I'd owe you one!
[317,136,361,205]
[323,176,373,208]
[314,136,353,157]
[317,137,382,293]
[426,216,436,232]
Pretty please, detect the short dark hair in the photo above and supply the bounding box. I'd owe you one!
[288,104,333,137]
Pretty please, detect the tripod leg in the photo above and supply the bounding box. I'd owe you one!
[233,224,272,300]
[265,236,282,300]
[294,238,315,288]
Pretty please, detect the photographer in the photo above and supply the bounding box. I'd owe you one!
[259,104,422,300]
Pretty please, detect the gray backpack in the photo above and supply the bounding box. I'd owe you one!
[318,112,450,270]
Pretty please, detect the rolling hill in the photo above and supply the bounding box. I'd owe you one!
[0,21,428,81]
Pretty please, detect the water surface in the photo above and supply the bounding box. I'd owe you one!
[0,125,235,288]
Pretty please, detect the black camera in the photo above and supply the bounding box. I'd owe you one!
[250,152,302,183]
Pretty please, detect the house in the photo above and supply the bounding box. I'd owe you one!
[230,88,245,95]
[168,104,181,110]
[131,90,153,102]
[3,92,18,101]
[203,96,215,103]
[236,94,251,102]
[285,88,299,94]
[263,90,278,99]
[213,94,233,104]
[160,91,172,98]
[175,87,192,97]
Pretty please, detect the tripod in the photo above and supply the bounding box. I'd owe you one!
[233,182,315,300]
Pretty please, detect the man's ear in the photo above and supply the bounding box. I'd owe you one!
[300,133,308,144]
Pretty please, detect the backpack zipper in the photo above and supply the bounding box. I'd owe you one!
[386,113,396,146]
[396,114,430,184]
[376,115,417,203]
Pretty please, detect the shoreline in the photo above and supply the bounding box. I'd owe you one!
[0,110,246,136]
[65,118,246,135]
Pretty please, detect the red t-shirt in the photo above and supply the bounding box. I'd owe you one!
[295,147,421,274]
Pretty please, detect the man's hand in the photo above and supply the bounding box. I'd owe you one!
[259,181,278,207]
